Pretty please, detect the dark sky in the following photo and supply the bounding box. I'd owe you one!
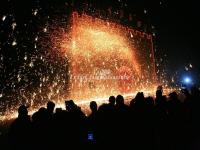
[151,1,200,73]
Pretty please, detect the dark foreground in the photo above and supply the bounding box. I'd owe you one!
[1,88,200,150]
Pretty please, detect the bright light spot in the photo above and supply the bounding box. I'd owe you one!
[24,55,27,60]
[2,15,6,21]
[12,22,17,30]
[171,77,174,83]
[29,62,34,67]
[185,66,189,71]
[183,76,192,84]
[33,9,38,16]
[12,40,17,46]
[43,27,47,32]
[35,36,38,41]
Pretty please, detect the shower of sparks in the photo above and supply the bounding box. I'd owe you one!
[0,5,170,121]
[55,12,157,101]
[0,87,176,121]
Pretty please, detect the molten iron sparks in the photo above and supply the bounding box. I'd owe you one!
[1,12,159,120]
[0,87,177,121]
[60,12,157,101]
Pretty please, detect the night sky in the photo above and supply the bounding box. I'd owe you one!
[125,0,200,83]
[151,1,200,81]
[0,0,199,112]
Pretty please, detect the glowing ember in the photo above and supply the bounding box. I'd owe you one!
[0,12,158,120]
[0,87,177,121]
[59,12,157,101]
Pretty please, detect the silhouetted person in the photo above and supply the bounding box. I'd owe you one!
[9,105,31,150]
[5,87,200,150]
[155,89,166,106]
[107,96,116,121]
[31,107,51,149]
[108,96,115,107]
[87,101,98,148]
[167,92,185,150]
[153,90,168,150]
[144,96,155,150]
[90,101,98,115]
[88,101,98,132]
[116,95,124,107]
[96,96,117,148]
[167,92,182,119]
[44,101,55,148]
[47,101,55,115]
[65,100,87,148]
[115,95,129,148]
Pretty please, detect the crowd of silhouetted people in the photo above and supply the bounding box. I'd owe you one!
[2,86,200,150]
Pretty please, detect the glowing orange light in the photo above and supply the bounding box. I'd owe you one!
[0,12,160,121]
[60,12,157,101]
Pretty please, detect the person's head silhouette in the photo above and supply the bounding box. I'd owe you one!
[18,105,28,117]
[47,101,55,114]
[109,96,115,106]
[90,101,97,113]
[116,95,124,106]
[169,92,178,100]
[156,90,162,98]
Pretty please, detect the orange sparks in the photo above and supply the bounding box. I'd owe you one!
[59,12,157,101]
[0,12,159,120]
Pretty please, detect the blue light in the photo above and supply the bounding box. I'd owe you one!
[87,132,94,141]
[183,76,192,84]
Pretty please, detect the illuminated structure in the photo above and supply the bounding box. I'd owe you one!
[60,12,157,101]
